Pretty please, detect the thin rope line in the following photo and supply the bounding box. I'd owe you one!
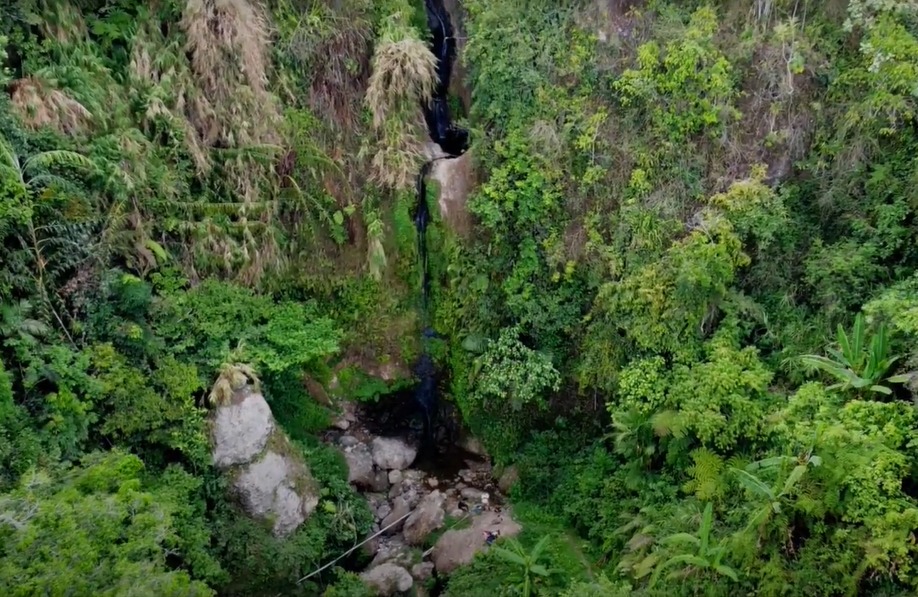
[296,510,413,584]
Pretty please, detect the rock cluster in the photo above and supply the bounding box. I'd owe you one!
[331,404,522,596]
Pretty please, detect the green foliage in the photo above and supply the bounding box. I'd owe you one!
[800,312,912,396]
[614,7,738,144]
[470,325,561,412]
[322,569,371,597]
[649,503,739,588]
[8,0,918,595]
[490,535,562,597]
[0,451,217,596]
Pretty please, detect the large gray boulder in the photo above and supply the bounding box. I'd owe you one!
[210,382,319,537]
[235,451,318,536]
[371,437,417,471]
[433,509,522,574]
[360,563,413,596]
[211,386,274,467]
[403,490,445,546]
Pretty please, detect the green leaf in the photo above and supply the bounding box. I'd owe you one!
[713,564,739,581]
[145,239,169,264]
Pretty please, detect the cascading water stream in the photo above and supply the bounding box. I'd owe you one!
[413,0,469,449]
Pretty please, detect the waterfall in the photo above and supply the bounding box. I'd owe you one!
[413,0,469,449]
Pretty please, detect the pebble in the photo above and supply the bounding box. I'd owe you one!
[427,477,439,488]
[389,469,403,485]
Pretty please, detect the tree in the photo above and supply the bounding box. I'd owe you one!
[0,451,218,596]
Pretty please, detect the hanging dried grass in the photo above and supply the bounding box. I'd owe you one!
[9,77,92,135]
[30,0,87,44]
[366,37,437,128]
[209,363,261,406]
[365,15,438,190]
[180,0,281,147]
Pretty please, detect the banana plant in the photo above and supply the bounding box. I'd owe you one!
[490,535,559,597]
[650,502,739,588]
[800,313,912,395]
[731,452,820,537]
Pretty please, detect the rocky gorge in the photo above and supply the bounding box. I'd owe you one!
[326,397,522,596]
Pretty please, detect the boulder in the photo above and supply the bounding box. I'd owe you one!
[369,536,412,569]
[339,435,360,448]
[234,450,318,537]
[369,470,391,493]
[459,487,485,502]
[345,443,375,487]
[411,562,435,582]
[433,509,522,574]
[381,496,411,533]
[211,387,274,468]
[459,435,488,458]
[376,501,392,522]
[403,490,446,545]
[360,563,413,596]
[371,437,417,471]
[210,384,319,537]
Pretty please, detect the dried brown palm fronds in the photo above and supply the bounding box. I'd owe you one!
[9,77,91,135]
[283,9,372,131]
[129,21,214,173]
[369,131,426,190]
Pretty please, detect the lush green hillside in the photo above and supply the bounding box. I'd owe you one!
[3,0,918,596]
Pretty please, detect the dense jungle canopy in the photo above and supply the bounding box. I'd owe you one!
[3,0,918,595]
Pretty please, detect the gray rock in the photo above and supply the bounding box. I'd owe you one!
[376,502,392,522]
[345,444,375,487]
[459,435,488,458]
[369,470,390,493]
[371,437,417,471]
[332,417,350,431]
[369,536,411,569]
[360,563,413,596]
[433,510,522,574]
[427,477,439,488]
[381,496,410,533]
[388,469,403,485]
[460,487,484,502]
[339,435,360,448]
[211,388,274,468]
[234,450,318,537]
[403,490,446,546]
[411,562,435,582]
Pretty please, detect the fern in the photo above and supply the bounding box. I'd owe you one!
[683,448,727,501]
